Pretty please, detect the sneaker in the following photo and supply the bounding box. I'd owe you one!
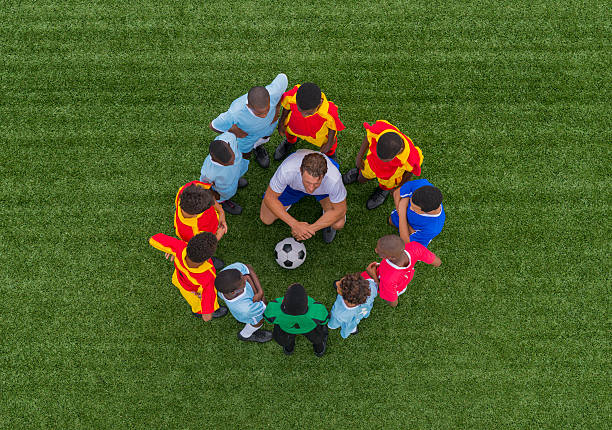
[342,168,358,185]
[238,329,273,343]
[322,226,337,243]
[253,145,270,168]
[283,345,294,355]
[221,199,242,215]
[212,306,228,318]
[211,256,225,271]
[238,177,248,188]
[349,327,359,336]
[366,187,390,210]
[274,139,292,161]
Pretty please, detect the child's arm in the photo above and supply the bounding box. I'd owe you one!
[320,130,336,154]
[396,198,416,243]
[214,201,228,240]
[277,108,290,137]
[149,234,182,261]
[354,136,369,171]
[365,262,380,284]
[245,264,265,302]
[412,242,442,267]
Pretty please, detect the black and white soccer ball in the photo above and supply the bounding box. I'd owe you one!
[274,238,306,269]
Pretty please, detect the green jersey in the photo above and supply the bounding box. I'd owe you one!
[264,296,329,334]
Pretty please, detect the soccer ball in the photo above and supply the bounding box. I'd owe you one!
[274,238,306,269]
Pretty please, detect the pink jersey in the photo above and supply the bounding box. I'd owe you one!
[377,241,437,302]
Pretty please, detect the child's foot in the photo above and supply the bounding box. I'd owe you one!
[221,199,243,215]
[322,226,336,243]
[313,341,327,357]
[237,329,273,343]
[274,139,292,161]
[342,168,358,185]
[253,145,270,168]
[212,306,228,318]
[366,187,389,210]
[211,256,225,271]
[238,177,248,188]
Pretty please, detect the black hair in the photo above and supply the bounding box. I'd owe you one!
[376,132,404,160]
[210,140,232,164]
[186,232,217,263]
[411,185,443,212]
[214,269,242,294]
[247,86,270,108]
[179,184,214,215]
[281,283,308,315]
[296,82,321,111]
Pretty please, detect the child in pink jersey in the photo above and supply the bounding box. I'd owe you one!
[368,235,441,307]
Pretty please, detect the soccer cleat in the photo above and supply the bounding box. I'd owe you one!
[283,345,294,355]
[342,168,359,185]
[212,306,228,318]
[322,226,337,243]
[237,329,273,343]
[366,187,390,210]
[238,177,248,188]
[253,145,270,168]
[349,327,359,336]
[274,139,292,161]
[211,256,225,271]
[314,340,327,357]
[221,199,243,215]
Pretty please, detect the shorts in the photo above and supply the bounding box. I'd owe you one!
[361,159,406,190]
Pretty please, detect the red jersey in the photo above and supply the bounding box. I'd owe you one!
[364,120,423,178]
[377,241,436,302]
[281,85,345,147]
[149,233,217,314]
[174,181,219,242]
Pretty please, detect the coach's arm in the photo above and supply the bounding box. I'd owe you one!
[261,186,316,240]
[311,198,347,232]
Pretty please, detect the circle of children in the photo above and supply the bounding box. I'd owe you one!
[149,74,446,357]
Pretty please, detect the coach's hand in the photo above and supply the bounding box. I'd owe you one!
[291,221,315,241]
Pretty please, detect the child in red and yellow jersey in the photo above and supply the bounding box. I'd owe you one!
[174,181,227,242]
[274,82,345,160]
[149,232,228,321]
[343,120,423,210]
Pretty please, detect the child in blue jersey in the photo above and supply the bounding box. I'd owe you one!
[389,179,445,247]
[328,272,378,338]
[210,73,288,169]
[215,263,273,343]
[200,132,249,215]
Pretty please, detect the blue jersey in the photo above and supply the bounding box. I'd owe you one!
[328,279,377,339]
[211,73,289,153]
[390,179,445,247]
[200,132,249,202]
[218,263,266,325]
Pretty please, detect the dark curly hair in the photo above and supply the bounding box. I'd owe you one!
[179,184,214,215]
[186,232,217,263]
[376,132,404,160]
[214,269,242,294]
[339,273,371,305]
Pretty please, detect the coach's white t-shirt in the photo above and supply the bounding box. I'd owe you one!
[269,149,347,203]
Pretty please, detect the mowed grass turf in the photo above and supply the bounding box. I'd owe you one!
[1,0,610,428]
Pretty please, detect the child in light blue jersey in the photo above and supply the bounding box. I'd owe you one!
[215,263,272,343]
[200,132,249,215]
[328,272,377,338]
[210,73,288,169]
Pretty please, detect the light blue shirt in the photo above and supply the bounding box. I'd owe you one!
[218,263,266,325]
[328,279,377,339]
[200,132,249,202]
[211,73,289,153]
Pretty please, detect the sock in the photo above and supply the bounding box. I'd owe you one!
[240,323,261,338]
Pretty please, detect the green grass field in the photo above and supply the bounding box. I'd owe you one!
[1,0,610,428]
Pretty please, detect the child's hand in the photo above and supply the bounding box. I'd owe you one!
[366,262,379,279]
[216,222,228,240]
[164,253,175,262]
[253,292,264,302]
